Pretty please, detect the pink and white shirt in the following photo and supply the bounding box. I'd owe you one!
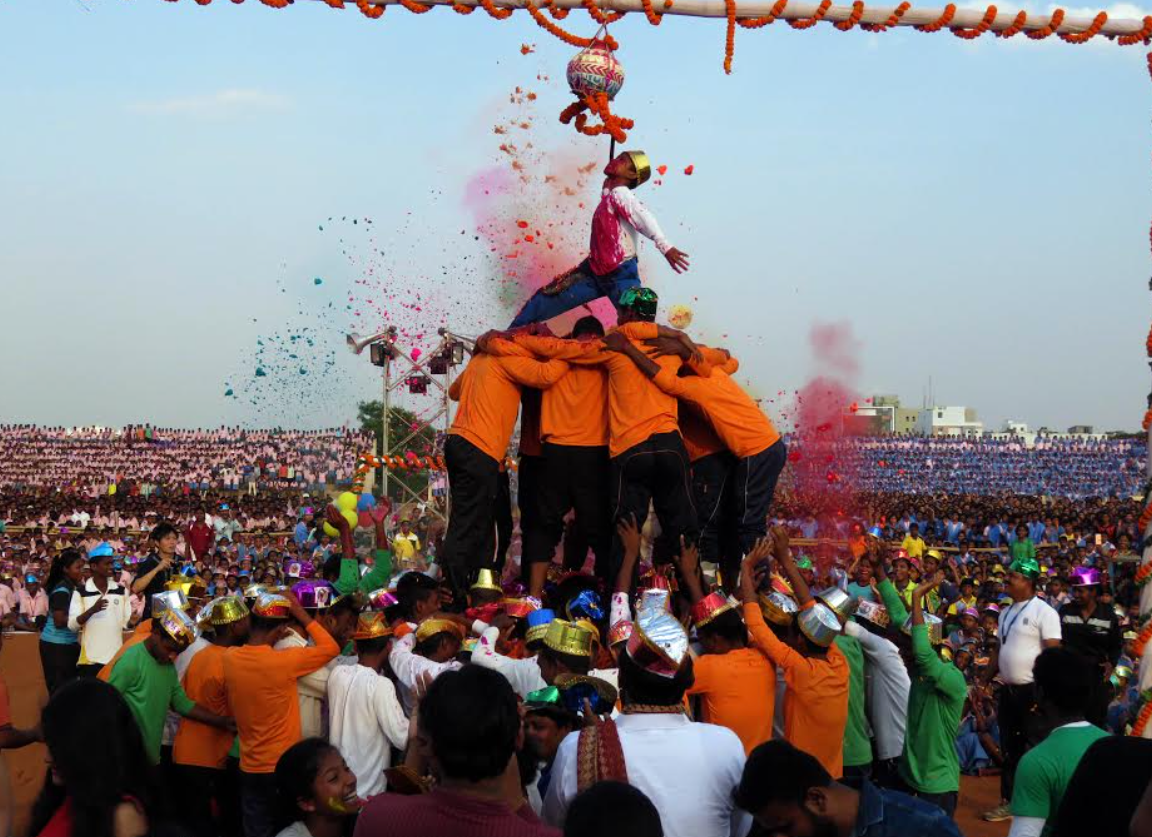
[588,186,672,277]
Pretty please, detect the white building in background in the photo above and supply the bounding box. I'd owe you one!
[916,406,984,437]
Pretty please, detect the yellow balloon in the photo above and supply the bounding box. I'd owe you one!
[323,522,341,538]
[336,491,358,512]
[342,509,359,530]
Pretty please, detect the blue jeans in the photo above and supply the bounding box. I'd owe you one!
[509,257,640,328]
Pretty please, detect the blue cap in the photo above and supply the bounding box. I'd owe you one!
[566,590,603,622]
[220,503,230,511]
[526,608,555,629]
[867,526,883,538]
[88,542,114,560]
[24,573,38,584]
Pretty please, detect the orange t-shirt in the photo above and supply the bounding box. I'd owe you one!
[98,619,152,681]
[743,602,849,778]
[173,644,232,769]
[504,323,693,457]
[652,367,780,459]
[448,350,569,462]
[687,646,776,755]
[541,364,609,448]
[223,621,340,774]
[679,403,726,463]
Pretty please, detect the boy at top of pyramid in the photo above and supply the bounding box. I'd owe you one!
[509,150,690,328]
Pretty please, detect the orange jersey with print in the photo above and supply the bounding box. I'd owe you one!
[223,621,340,774]
[448,350,569,462]
[173,644,232,769]
[652,367,780,459]
[743,602,849,778]
[496,323,696,457]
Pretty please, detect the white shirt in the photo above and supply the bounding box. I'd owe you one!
[998,597,1062,685]
[388,633,461,715]
[327,664,409,798]
[68,578,132,665]
[845,621,910,761]
[471,627,547,699]
[543,713,751,837]
[275,630,356,739]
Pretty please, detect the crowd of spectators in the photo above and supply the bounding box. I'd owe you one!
[0,424,374,494]
[829,436,1147,498]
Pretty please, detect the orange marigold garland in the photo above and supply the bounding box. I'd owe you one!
[526,1,618,49]
[834,1,865,30]
[354,0,384,18]
[398,0,434,12]
[951,4,996,38]
[915,3,956,32]
[478,0,514,19]
[788,0,831,30]
[861,1,909,32]
[1059,10,1106,42]
[724,0,737,72]
[1119,15,1152,45]
[582,0,625,25]
[640,0,666,25]
[1026,7,1063,38]
[995,9,1027,37]
[737,0,789,29]
[1133,691,1152,736]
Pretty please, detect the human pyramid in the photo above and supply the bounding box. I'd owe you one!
[14,149,1125,837]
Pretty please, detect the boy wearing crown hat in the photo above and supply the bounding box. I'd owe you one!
[388,615,465,714]
[509,151,690,329]
[671,537,776,755]
[223,590,341,837]
[105,608,235,766]
[173,596,251,837]
[739,530,850,780]
[328,613,410,798]
[1058,566,1121,728]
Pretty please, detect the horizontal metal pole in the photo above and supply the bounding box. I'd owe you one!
[338,0,1148,36]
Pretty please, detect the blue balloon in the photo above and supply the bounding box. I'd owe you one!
[356,493,377,512]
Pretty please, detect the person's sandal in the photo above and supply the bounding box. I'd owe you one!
[982,803,1012,822]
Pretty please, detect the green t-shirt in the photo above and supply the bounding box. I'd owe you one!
[1011,722,1110,835]
[899,624,967,794]
[358,550,394,593]
[1011,540,1037,564]
[106,642,196,764]
[835,634,873,768]
[333,558,362,596]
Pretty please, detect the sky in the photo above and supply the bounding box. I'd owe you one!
[1,0,1150,434]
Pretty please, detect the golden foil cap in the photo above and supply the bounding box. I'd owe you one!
[470,569,501,592]
[543,618,594,658]
[353,612,394,641]
[626,150,651,186]
[201,596,250,626]
[415,617,465,644]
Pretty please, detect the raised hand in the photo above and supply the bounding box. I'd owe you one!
[664,247,690,274]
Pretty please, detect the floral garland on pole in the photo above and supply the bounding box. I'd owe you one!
[1132,51,1152,739]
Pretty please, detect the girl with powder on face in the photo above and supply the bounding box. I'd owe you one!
[273,739,363,837]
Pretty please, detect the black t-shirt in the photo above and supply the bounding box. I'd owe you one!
[134,554,170,619]
[1058,600,1122,665]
